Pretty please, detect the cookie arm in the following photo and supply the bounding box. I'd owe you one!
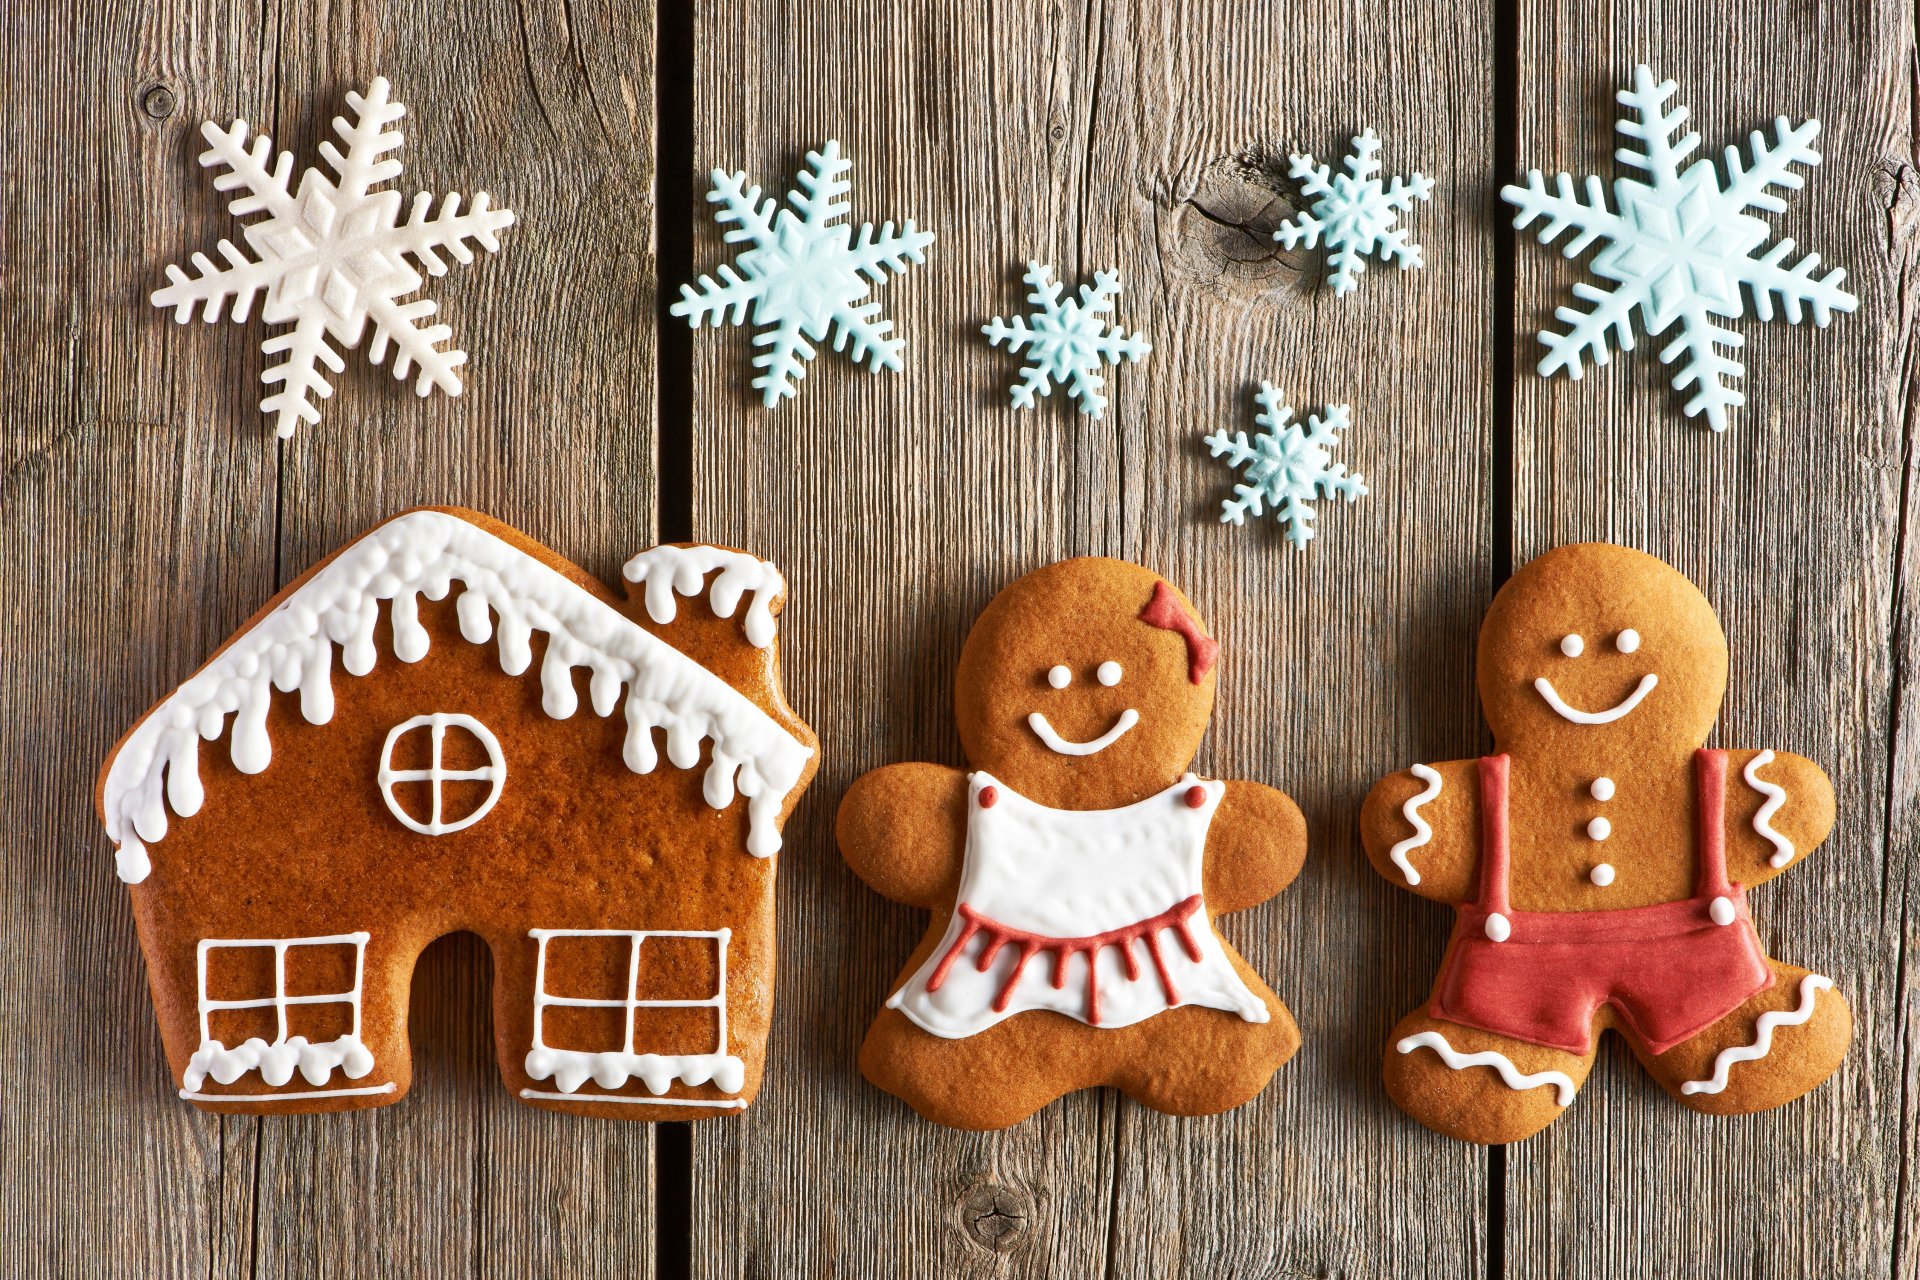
[1202,781,1307,913]
[835,762,971,910]
[1359,760,1481,905]
[1722,748,1835,888]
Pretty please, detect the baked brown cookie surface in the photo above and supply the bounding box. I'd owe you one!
[97,507,817,1119]
[1362,543,1849,1143]
[840,557,1304,1129]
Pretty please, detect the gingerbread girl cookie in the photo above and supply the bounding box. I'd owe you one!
[839,558,1304,1129]
[1362,543,1851,1143]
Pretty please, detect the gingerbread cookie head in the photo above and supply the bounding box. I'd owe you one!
[1477,543,1728,752]
[954,558,1217,809]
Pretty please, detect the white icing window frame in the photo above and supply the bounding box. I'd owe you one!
[377,712,507,836]
[521,927,744,1109]
[182,931,395,1102]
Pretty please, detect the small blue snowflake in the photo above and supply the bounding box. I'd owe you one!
[982,262,1150,418]
[1275,129,1433,297]
[672,141,933,407]
[1205,383,1367,550]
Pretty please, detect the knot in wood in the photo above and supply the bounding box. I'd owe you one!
[139,83,177,120]
[959,1181,1031,1254]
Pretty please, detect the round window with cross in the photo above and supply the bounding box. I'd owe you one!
[376,713,507,836]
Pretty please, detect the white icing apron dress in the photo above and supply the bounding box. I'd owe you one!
[888,771,1270,1039]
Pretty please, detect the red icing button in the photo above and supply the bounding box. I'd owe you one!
[979,785,999,809]
[1185,785,1207,808]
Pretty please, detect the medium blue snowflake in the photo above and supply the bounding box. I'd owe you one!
[672,141,933,407]
[1275,129,1433,297]
[1503,66,1857,430]
[1205,383,1367,550]
[982,262,1150,418]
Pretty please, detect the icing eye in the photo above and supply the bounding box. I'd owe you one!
[1616,629,1641,654]
[1096,660,1122,687]
[1047,665,1071,689]
[1560,634,1584,657]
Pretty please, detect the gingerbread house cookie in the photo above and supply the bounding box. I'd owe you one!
[97,508,817,1118]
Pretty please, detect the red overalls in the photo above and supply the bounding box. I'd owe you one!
[1429,750,1774,1056]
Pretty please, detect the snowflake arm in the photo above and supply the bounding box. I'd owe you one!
[259,312,344,438]
[1205,383,1366,549]
[1501,171,1626,258]
[1613,66,1698,187]
[1658,307,1746,430]
[1742,239,1857,326]
[320,78,406,204]
[983,262,1149,418]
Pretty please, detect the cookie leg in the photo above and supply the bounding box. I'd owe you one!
[1636,960,1851,1115]
[1384,1009,1594,1143]
[859,1007,1087,1130]
[1109,985,1300,1118]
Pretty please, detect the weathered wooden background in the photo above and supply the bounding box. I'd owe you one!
[3,0,1914,1276]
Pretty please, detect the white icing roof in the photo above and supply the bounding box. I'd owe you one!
[100,510,813,884]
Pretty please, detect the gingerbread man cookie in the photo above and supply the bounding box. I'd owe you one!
[839,558,1304,1129]
[1362,543,1851,1143]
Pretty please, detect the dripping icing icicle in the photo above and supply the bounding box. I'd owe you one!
[621,545,785,649]
[100,511,812,883]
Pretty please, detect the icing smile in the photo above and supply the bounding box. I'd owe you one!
[1028,709,1140,756]
[1533,674,1659,725]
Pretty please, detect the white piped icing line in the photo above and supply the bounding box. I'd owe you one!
[100,511,813,882]
[1743,749,1795,869]
[1027,708,1139,756]
[620,545,784,649]
[523,927,746,1101]
[1389,763,1443,885]
[376,712,506,835]
[1680,974,1833,1096]
[1533,673,1659,725]
[1397,1030,1576,1106]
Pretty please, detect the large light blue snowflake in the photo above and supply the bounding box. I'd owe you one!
[1502,66,1857,430]
[982,262,1150,418]
[672,141,933,407]
[1275,129,1433,297]
[1205,383,1366,550]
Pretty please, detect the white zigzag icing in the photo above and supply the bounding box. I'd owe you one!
[1680,973,1832,1096]
[1389,763,1443,885]
[1396,1029,1577,1106]
[1743,749,1796,869]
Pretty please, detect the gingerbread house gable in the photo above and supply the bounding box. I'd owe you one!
[100,508,813,882]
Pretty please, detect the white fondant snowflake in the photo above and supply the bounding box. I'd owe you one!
[152,77,515,439]
[1205,383,1366,550]
[982,262,1150,418]
[1503,65,1858,431]
[1275,129,1433,297]
[672,141,934,407]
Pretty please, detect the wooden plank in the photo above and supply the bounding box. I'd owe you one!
[1,0,661,1275]
[686,3,1490,1273]
[0,0,279,1274]
[1507,7,1915,1276]
[249,2,662,1276]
